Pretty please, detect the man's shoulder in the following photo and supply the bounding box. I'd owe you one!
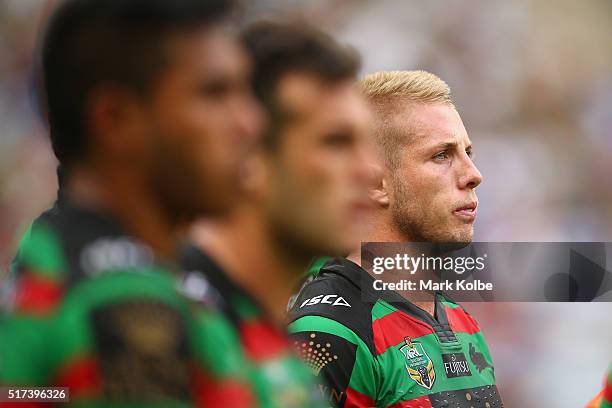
[21,202,155,281]
[9,202,169,315]
[288,258,376,354]
[179,244,251,319]
[13,205,69,280]
[289,272,359,316]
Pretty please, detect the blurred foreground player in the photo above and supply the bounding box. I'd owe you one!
[0,0,264,406]
[288,71,503,407]
[602,367,612,408]
[586,366,612,408]
[182,21,373,407]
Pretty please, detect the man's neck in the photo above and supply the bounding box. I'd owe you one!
[192,208,307,325]
[348,212,436,317]
[64,165,179,262]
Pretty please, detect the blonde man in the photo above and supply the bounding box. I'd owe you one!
[288,71,503,407]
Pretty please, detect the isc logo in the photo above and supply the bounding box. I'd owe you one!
[299,294,351,308]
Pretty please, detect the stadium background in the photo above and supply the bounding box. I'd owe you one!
[0,0,611,406]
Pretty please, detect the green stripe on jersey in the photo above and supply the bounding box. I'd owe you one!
[289,315,378,400]
[307,257,333,277]
[17,222,67,279]
[374,331,496,406]
[290,302,499,406]
[371,299,398,321]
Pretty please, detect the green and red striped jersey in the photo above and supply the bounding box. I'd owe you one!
[588,367,612,408]
[181,246,325,408]
[0,201,255,407]
[287,257,503,408]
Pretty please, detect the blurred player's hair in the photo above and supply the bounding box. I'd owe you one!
[359,70,454,170]
[41,0,234,169]
[241,21,360,148]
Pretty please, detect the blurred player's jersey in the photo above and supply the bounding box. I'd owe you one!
[285,256,331,314]
[0,200,255,407]
[287,257,503,408]
[604,368,612,408]
[588,366,612,408]
[181,246,325,408]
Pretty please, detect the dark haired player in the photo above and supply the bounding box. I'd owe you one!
[0,0,264,406]
[181,21,373,407]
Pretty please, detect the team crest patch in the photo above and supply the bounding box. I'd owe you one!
[399,336,436,390]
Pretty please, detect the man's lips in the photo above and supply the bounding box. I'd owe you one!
[453,202,478,221]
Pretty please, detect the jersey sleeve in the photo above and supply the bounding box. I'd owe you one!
[287,270,383,407]
[0,221,68,388]
[9,220,68,315]
[288,316,379,407]
[189,308,257,408]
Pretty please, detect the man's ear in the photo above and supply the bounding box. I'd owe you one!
[368,163,390,208]
[87,84,146,160]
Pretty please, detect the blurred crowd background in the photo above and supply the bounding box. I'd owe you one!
[1,0,611,406]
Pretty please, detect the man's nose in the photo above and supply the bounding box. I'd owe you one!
[458,154,482,190]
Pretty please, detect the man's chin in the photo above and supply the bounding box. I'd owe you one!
[318,234,358,258]
[426,226,473,247]
[192,191,237,217]
[453,227,474,240]
[434,241,471,253]
[326,243,356,258]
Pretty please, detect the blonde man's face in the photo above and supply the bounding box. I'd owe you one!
[387,103,483,243]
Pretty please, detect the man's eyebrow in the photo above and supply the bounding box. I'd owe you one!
[430,141,458,150]
[429,139,473,151]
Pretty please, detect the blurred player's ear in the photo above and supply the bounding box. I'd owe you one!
[368,162,389,208]
[87,85,148,162]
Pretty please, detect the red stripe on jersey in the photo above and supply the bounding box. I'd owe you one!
[372,311,433,355]
[239,320,288,363]
[344,386,376,407]
[445,306,480,335]
[14,272,63,314]
[387,395,433,408]
[192,364,255,408]
[53,355,102,397]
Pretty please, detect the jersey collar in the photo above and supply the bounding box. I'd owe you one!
[320,257,458,343]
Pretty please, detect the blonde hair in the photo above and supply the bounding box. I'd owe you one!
[359,70,453,107]
[359,70,454,169]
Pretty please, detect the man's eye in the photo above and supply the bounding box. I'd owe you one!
[323,132,353,148]
[466,148,473,158]
[433,151,449,161]
[199,80,230,97]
